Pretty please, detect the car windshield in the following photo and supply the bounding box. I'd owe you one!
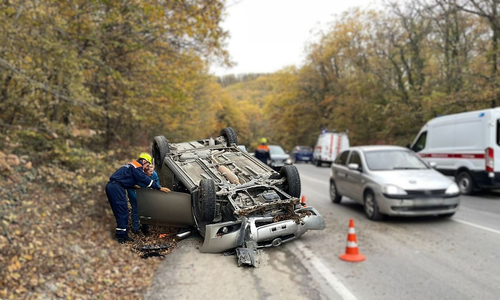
[269,146,286,155]
[297,146,312,152]
[364,150,429,171]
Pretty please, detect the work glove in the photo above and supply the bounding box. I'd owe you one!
[160,187,171,193]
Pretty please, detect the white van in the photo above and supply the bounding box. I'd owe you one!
[410,107,500,194]
[313,131,350,167]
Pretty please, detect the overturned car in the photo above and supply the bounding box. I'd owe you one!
[137,127,325,266]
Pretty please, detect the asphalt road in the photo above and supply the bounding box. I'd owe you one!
[145,163,500,300]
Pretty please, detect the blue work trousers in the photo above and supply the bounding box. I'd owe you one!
[127,189,140,232]
[105,181,129,236]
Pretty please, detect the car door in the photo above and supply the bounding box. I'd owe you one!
[344,150,364,203]
[137,189,195,227]
[332,150,350,196]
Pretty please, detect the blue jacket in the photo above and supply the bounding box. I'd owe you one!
[138,171,160,188]
[109,160,161,190]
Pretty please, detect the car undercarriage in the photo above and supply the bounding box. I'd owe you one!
[138,127,325,266]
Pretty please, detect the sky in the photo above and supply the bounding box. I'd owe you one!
[210,0,378,76]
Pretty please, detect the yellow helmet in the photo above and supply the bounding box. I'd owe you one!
[139,152,152,164]
[260,137,267,144]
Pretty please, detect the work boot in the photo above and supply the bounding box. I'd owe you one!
[115,234,133,244]
[132,229,141,235]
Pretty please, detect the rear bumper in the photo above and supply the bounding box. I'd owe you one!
[376,192,460,216]
[295,154,313,161]
[471,171,500,189]
[200,206,326,253]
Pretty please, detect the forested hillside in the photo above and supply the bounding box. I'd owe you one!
[2,0,500,298]
[225,1,500,151]
[0,1,233,298]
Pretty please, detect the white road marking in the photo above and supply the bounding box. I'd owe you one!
[293,240,358,300]
[301,175,329,186]
[452,219,500,235]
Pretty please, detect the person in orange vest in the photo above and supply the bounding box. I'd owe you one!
[255,137,270,165]
[106,154,170,243]
[127,153,160,235]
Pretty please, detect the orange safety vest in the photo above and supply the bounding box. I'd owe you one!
[256,144,269,152]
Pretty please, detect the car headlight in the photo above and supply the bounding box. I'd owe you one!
[445,183,460,195]
[382,185,407,195]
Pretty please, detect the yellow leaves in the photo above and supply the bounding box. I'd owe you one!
[29,275,39,287]
[8,256,22,272]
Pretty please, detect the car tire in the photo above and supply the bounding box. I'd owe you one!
[364,190,383,221]
[456,171,474,195]
[330,180,342,203]
[152,136,170,172]
[220,127,238,146]
[280,165,301,198]
[198,179,216,222]
[315,159,322,167]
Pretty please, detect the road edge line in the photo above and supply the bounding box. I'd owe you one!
[293,240,358,300]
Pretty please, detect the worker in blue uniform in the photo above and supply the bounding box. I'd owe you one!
[106,154,170,243]
[127,153,160,235]
[255,137,270,165]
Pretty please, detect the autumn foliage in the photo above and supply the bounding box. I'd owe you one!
[225,1,500,150]
[3,0,500,298]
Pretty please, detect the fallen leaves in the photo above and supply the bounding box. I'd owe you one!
[0,160,175,299]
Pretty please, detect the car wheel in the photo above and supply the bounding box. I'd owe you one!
[330,180,342,203]
[315,160,322,167]
[152,136,169,173]
[280,165,301,198]
[364,190,383,221]
[198,179,216,222]
[220,127,238,146]
[456,171,474,195]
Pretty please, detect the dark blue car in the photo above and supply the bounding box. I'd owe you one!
[290,146,313,163]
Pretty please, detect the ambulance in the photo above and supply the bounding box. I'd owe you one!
[313,131,350,167]
[410,107,500,194]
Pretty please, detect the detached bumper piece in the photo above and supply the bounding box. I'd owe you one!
[235,218,260,267]
[201,207,326,267]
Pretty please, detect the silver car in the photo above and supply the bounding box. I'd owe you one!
[137,128,325,266]
[267,145,290,170]
[329,146,460,220]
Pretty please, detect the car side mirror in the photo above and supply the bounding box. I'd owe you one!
[347,163,360,171]
[429,162,437,168]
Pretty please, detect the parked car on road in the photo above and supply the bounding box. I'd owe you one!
[290,146,313,163]
[330,146,460,220]
[267,145,291,170]
[410,107,500,195]
[137,128,325,266]
[313,131,350,167]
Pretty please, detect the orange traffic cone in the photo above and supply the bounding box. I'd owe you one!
[339,219,366,262]
[301,195,307,207]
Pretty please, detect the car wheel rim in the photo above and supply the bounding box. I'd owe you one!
[365,194,374,216]
[459,177,470,193]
